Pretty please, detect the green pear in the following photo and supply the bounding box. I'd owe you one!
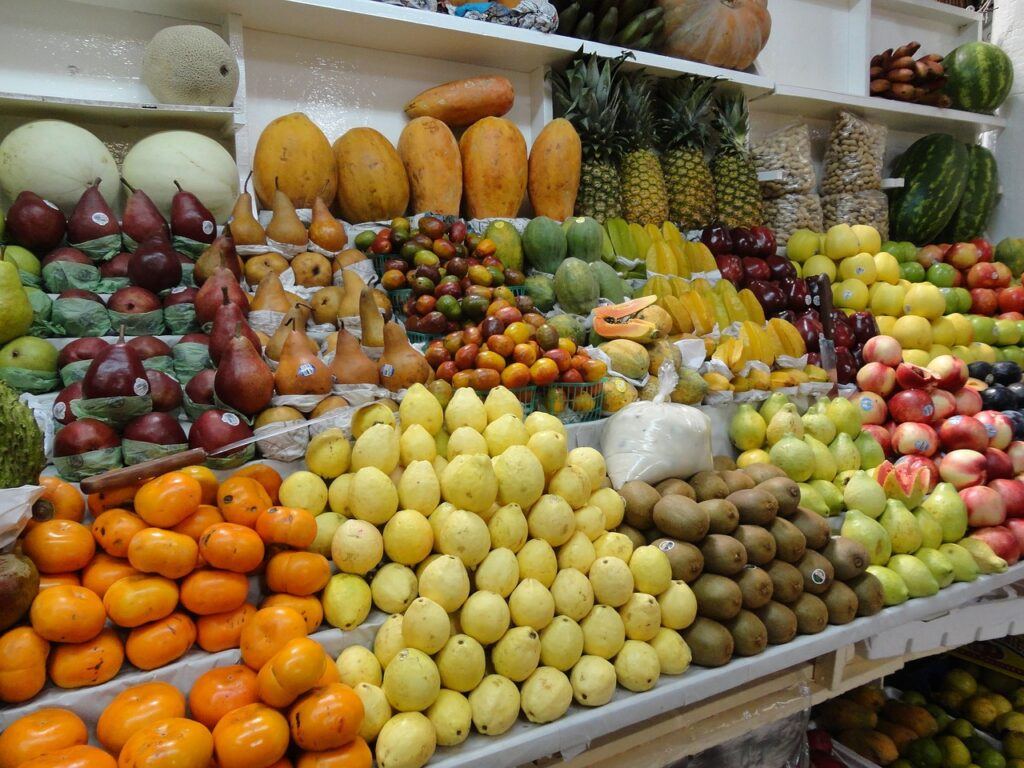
[809,479,843,515]
[886,555,939,598]
[1,245,40,276]
[920,483,968,543]
[766,404,803,446]
[759,392,790,425]
[843,471,887,519]
[729,404,766,452]
[880,499,922,555]
[798,483,830,516]
[805,435,837,482]
[829,433,861,474]
[866,564,909,605]
[0,262,32,345]
[826,396,862,437]
[938,543,979,582]
[768,436,814,482]
[854,430,885,469]
[0,336,57,373]
[802,408,837,445]
[842,509,892,565]
[957,537,1008,574]
[914,548,955,588]
[913,508,943,550]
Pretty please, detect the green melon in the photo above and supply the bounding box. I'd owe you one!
[943,41,1014,113]
[563,216,604,263]
[553,257,599,316]
[484,220,523,272]
[522,216,566,275]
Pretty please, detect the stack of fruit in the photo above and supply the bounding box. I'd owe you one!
[554,0,665,53]
[869,41,950,107]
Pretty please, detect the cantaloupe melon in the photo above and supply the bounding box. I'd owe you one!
[142,25,239,107]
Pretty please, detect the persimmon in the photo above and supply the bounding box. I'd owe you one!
[264,551,330,596]
[256,506,317,549]
[198,523,265,573]
[127,528,198,579]
[258,637,328,708]
[232,463,283,504]
[212,703,290,768]
[177,464,219,505]
[29,584,106,643]
[217,477,273,527]
[103,574,179,628]
[188,665,260,730]
[21,519,95,574]
[288,683,364,752]
[0,627,49,703]
[179,569,249,615]
[125,612,196,670]
[134,471,202,528]
[38,477,85,523]
[38,573,80,589]
[295,737,372,768]
[20,745,115,768]
[261,594,324,633]
[96,681,186,754]
[81,553,140,598]
[240,606,308,670]
[196,603,256,653]
[47,627,123,688]
[172,504,224,541]
[91,509,147,558]
[0,707,87,768]
[118,717,213,768]
[86,483,139,517]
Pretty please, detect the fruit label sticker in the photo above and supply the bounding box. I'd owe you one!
[91,212,110,226]
[657,540,675,553]
[914,440,930,452]
[922,404,934,418]
[171,286,188,294]
[44,199,59,210]
[842,290,854,301]
[859,397,874,412]
[222,412,241,426]
[381,364,395,377]
[202,220,215,235]
[855,266,866,275]
[298,363,316,378]
[985,423,997,438]
[53,401,66,421]
[133,377,150,396]
[810,568,827,586]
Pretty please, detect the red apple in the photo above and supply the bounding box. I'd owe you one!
[999,286,1024,315]
[986,447,1014,480]
[108,286,161,314]
[53,418,120,457]
[990,478,1024,517]
[863,335,903,367]
[850,391,888,425]
[889,389,936,424]
[961,486,1007,527]
[123,412,187,445]
[977,410,1014,450]
[715,255,743,285]
[931,390,957,421]
[970,525,1020,564]
[1009,441,1024,475]
[189,409,254,457]
[946,242,981,271]
[998,311,1024,322]
[52,382,83,426]
[992,262,1013,288]
[916,244,946,268]
[967,261,1011,290]
[955,387,983,416]
[891,422,939,457]
[856,362,897,397]
[57,337,110,369]
[741,257,770,282]
[939,448,988,489]
[939,415,990,453]
[973,237,994,262]
[1004,519,1024,553]
[970,288,999,315]
[127,336,172,360]
[927,355,968,392]
[862,425,892,457]
[895,362,938,391]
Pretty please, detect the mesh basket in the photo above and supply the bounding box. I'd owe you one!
[539,380,604,423]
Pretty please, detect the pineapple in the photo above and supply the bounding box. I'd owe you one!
[712,92,763,229]
[618,72,669,225]
[657,75,719,230]
[549,52,630,223]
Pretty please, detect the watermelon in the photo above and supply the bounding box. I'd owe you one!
[942,144,999,242]
[553,257,599,315]
[944,42,1014,113]
[564,216,604,263]
[889,134,969,244]
[522,216,566,274]
[997,238,1024,278]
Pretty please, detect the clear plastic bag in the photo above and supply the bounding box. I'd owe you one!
[763,193,824,244]
[686,710,811,768]
[821,111,887,196]
[754,124,816,199]
[822,190,889,240]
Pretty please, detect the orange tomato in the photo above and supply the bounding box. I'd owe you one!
[91,509,147,559]
[29,585,106,643]
[127,528,198,579]
[179,569,249,615]
[96,681,186,755]
[231,464,283,504]
[47,627,123,689]
[217,477,273,528]
[134,471,202,528]
[171,504,224,541]
[240,606,308,670]
[177,465,219,505]
[255,507,317,549]
[264,551,330,596]
[189,665,260,730]
[125,612,196,671]
[118,717,212,768]
[196,603,256,653]
[81,554,140,599]
[212,703,290,768]
[260,594,323,633]
[288,684,364,752]
[20,745,115,768]
[0,627,50,703]
[258,637,328,708]
[21,520,95,574]
[295,737,372,768]
[37,477,85,523]
[0,707,87,768]
[86,484,139,518]
[38,573,80,590]
[103,574,179,628]
[198,523,265,574]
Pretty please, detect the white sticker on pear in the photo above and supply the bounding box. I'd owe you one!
[202,220,215,235]
[91,212,110,226]
[297,363,316,378]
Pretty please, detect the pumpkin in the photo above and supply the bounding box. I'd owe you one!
[253,113,337,210]
[658,0,771,71]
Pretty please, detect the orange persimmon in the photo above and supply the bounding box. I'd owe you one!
[198,522,265,573]
[134,471,202,528]
[37,477,85,523]
[118,717,213,768]
[288,683,364,752]
[47,627,123,689]
[295,737,372,768]
[179,569,249,615]
[81,553,140,599]
[125,612,196,670]
[264,551,330,596]
[240,606,308,670]
[172,504,224,541]
[37,572,80,590]
[255,506,317,549]
[96,681,186,754]
[260,594,323,633]
[196,603,256,653]
[91,508,147,558]
[29,585,106,643]
[177,464,219,505]
[212,703,290,768]
[102,574,179,628]
[217,477,273,528]
[188,664,260,730]
[0,707,87,768]
[21,520,95,574]
[0,627,49,703]
[86,483,139,517]
[127,528,198,579]
[20,745,116,768]
[232,464,283,504]
[257,637,329,708]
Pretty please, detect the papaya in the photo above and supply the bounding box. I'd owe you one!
[253,113,337,209]
[484,221,523,272]
[405,76,515,128]
[459,117,527,219]
[528,118,581,221]
[565,217,604,263]
[553,258,599,316]
[874,720,918,754]
[547,314,587,347]
[524,275,556,312]
[817,699,879,731]
[398,117,462,215]
[332,128,409,223]
[880,701,938,737]
[590,261,626,304]
[592,296,661,341]
[846,687,887,712]
[597,340,650,380]
[522,216,567,274]
[838,730,899,766]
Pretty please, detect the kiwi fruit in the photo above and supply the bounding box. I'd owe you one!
[615,523,647,551]
[796,550,835,595]
[791,593,828,635]
[689,471,729,501]
[655,478,695,499]
[769,517,807,563]
[726,488,779,526]
[849,572,885,617]
[757,477,801,517]
[720,470,756,494]
[821,581,859,625]
[789,507,830,550]
[699,499,739,535]
[733,525,776,566]
[821,536,869,581]
[765,560,804,604]
[691,573,743,621]
[735,566,774,610]
[652,538,704,582]
[682,617,734,667]
[699,535,748,576]
[713,455,737,472]
[619,481,660,529]
[743,463,786,484]
[754,601,798,645]
[725,610,768,656]
[652,496,709,542]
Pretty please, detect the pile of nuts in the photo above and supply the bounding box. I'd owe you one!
[869,41,951,107]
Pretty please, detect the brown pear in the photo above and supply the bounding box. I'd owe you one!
[194,235,242,284]
[291,251,332,288]
[372,288,394,320]
[229,172,267,246]
[331,322,380,385]
[244,252,289,285]
[251,273,292,313]
[195,267,249,326]
[378,321,432,392]
[311,395,350,418]
[311,286,345,325]
[275,320,332,395]
[334,249,370,273]
[266,185,308,247]
[359,287,385,348]
[266,304,317,361]
[338,270,366,317]
[309,197,347,252]
[215,326,274,416]
[323,332,338,356]
[210,287,262,365]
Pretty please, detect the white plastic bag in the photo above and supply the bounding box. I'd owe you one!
[601,361,713,488]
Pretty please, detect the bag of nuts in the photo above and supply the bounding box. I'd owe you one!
[822,190,889,240]
[821,111,887,196]
[763,192,823,244]
[753,123,816,199]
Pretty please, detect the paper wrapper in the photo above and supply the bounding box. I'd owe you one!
[0,486,43,552]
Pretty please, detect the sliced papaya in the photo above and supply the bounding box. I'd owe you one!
[592,295,662,342]
[593,295,657,319]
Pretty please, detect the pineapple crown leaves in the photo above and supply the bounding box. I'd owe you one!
[656,74,721,153]
[617,70,659,152]
[714,90,752,156]
[549,49,633,164]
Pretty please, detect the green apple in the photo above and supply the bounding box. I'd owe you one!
[996,319,1023,346]
[1,245,40,277]
[899,262,926,282]
[953,288,972,314]
[0,335,57,372]
[1017,320,1024,341]
[1005,347,1024,367]
[969,315,996,345]
[926,262,957,288]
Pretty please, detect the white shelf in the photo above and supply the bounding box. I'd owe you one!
[872,0,982,26]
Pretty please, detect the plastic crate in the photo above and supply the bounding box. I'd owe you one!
[475,384,537,415]
[407,330,444,345]
[371,253,399,277]
[539,379,604,423]
[509,285,526,296]
[388,289,412,317]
